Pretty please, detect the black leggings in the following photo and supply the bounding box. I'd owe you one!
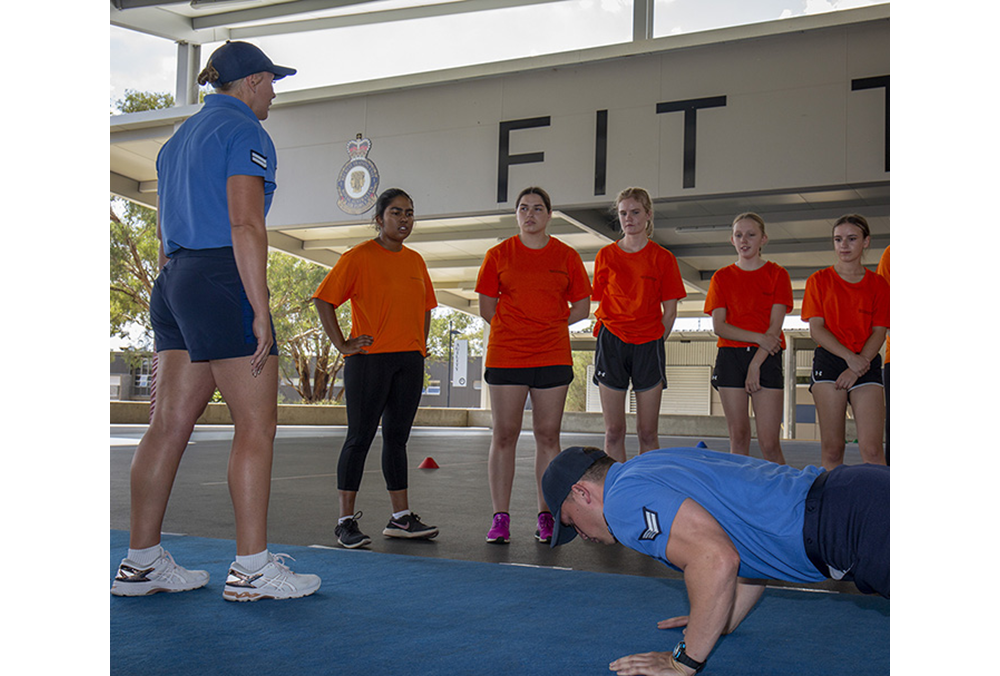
[338,351,425,492]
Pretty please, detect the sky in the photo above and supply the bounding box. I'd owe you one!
[110,0,885,109]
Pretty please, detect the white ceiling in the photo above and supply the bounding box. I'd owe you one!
[110,1,890,318]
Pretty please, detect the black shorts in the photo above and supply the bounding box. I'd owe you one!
[485,364,574,389]
[711,347,784,391]
[150,247,278,362]
[592,325,666,393]
[809,347,883,392]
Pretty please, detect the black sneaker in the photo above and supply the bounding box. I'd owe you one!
[383,512,439,539]
[335,512,372,549]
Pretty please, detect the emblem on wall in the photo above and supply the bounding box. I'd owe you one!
[336,134,380,215]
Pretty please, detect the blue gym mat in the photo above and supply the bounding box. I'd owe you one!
[110,530,888,675]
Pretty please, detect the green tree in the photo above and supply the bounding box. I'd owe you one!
[113,89,174,115]
[267,251,351,403]
[425,307,484,365]
[110,199,158,351]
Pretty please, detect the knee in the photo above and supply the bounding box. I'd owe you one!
[491,424,522,450]
[604,420,626,444]
[533,429,560,451]
[637,429,659,450]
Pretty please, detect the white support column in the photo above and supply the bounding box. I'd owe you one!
[783,332,796,440]
[633,0,653,41]
[175,41,201,107]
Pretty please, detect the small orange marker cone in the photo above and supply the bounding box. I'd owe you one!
[418,457,439,469]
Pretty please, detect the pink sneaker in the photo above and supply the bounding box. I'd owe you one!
[486,512,510,543]
[536,511,554,544]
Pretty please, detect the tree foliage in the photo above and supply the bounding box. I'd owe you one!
[426,307,483,365]
[267,251,351,403]
[113,89,174,115]
[110,199,158,350]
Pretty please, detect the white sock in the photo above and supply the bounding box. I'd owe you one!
[128,544,162,567]
[392,509,412,519]
[236,550,269,572]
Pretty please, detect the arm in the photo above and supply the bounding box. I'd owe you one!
[424,310,432,343]
[744,304,787,393]
[808,317,875,379]
[312,297,373,355]
[657,579,765,636]
[568,297,591,326]
[661,299,678,339]
[610,499,742,676]
[710,306,782,355]
[479,294,498,325]
[227,175,272,377]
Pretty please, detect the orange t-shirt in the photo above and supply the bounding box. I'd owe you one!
[703,261,793,349]
[801,267,889,355]
[476,235,592,368]
[312,238,437,356]
[876,246,890,363]
[592,240,686,344]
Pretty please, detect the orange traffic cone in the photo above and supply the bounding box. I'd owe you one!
[418,457,439,469]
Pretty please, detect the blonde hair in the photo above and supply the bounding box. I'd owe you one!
[196,64,243,92]
[731,212,767,237]
[614,187,655,238]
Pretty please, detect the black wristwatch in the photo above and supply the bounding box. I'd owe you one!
[672,641,706,673]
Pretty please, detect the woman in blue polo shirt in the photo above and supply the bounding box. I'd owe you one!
[111,41,319,602]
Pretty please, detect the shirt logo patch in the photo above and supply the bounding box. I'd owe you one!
[639,507,661,541]
[250,150,268,170]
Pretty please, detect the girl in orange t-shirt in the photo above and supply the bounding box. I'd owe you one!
[475,186,591,545]
[704,213,793,464]
[801,214,889,470]
[313,188,439,547]
[591,187,685,461]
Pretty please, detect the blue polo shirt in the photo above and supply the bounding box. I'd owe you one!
[156,94,278,256]
[603,448,826,583]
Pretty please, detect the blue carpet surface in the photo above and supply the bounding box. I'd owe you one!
[110,530,888,675]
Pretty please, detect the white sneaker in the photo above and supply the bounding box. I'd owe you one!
[223,552,321,602]
[111,548,209,597]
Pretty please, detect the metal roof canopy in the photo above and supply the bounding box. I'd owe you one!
[110,2,890,318]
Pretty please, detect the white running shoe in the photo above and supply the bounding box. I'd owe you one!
[222,552,321,602]
[111,548,210,597]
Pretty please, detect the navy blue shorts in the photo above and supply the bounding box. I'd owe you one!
[712,347,784,390]
[485,364,573,389]
[802,464,889,598]
[592,325,666,393]
[150,247,278,362]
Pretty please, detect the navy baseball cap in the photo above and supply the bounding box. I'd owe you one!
[542,446,608,548]
[207,41,296,83]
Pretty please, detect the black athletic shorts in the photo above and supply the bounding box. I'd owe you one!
[711,346,784,391]
[809,346,883,392]
[485,364,574,389]
[592,325,666,393]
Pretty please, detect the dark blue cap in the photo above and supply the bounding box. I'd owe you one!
[207,41,296,83]
[542,446,607,548]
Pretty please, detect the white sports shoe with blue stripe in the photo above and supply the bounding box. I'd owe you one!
[223,552,321,602]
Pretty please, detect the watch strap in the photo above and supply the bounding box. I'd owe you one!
[672,642,706,673]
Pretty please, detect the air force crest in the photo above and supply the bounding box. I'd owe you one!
[337,134,380,215]
[639,507,661,541]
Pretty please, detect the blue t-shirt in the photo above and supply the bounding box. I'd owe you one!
[156,94,278,256]
[603,448,826,583]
